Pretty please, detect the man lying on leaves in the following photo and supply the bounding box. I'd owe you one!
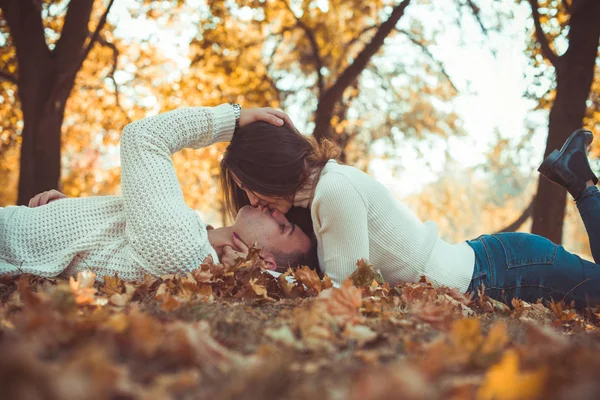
[0,105,318,282]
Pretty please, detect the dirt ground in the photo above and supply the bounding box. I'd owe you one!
[2,254,600,400]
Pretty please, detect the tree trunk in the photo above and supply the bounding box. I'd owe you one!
[17,69,73,205]
[1,0,98,204]
[530,0,600,244]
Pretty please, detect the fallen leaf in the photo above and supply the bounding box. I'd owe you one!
[478,349,547,400]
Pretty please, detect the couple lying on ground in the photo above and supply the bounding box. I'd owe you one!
[2,103,600,309]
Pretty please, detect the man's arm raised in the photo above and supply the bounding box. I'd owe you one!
[120,104,236,276]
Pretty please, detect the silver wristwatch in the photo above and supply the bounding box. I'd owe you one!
[231,103,241,132]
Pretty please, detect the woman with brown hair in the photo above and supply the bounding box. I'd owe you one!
[221,121,600,309]
[1,104,315,281]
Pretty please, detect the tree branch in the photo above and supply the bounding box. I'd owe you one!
[344,25,378,52]
[334,24,378,73]
[495,199,534,233]
[528,0,561,68]
[0,68,17,84]
[264,36,286,104]
[54,0,95,69]
[325,0,411,102]
[465,0,489,37]
[281,0,325,96]
[45,0,115,114]
[77,0,116,72]
[396,28,459,94]
[98,37,126,116]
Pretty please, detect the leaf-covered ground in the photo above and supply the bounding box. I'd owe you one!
[2,251,600,400]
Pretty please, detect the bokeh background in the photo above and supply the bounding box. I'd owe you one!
[1,0,599,257]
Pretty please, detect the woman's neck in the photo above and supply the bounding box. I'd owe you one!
[293,166,322,208]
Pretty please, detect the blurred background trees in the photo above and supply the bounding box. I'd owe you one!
[0,0,599,254]
[522,0,600,244]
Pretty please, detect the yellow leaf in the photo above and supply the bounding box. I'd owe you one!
[103,313,129,333]
[451,318,482,355]
[478,350,546,400]
[480,321,509,357]
[249,278,268,298]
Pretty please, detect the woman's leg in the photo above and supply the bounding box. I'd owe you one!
[467,232,600,309]
[576,185,600,263]
[537,128,600,261]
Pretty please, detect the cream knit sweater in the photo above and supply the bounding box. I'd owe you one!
[0,104,235,281]
[307,161,476,292]
[1,104,475,291]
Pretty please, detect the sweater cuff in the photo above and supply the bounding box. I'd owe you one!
[212,103,236,142]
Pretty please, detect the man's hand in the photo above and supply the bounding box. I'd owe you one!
[28,189,67,208]
[239,107,298,131]
[221,233,250,266]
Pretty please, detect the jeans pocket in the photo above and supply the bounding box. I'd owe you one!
[492,233,558,269]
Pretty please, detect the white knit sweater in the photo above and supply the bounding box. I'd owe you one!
[307,161,476,292]
[0,104,236,281]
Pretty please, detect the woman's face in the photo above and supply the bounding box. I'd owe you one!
[231,173,293,214]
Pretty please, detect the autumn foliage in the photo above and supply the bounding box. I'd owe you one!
[2,253,600,400]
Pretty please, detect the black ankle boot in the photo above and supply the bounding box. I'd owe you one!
[537,129,598,200]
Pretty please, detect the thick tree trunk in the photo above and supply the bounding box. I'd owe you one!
[17,71,72,205]
[1,0,101,204]
[530,0,600,244]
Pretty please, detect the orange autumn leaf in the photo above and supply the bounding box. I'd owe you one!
[249,278,269,299]
[102,274,124,296]
[293,266,325,294]
[478,350,547,400]
[69,271,99,306]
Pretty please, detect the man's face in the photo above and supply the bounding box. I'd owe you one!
[232,205,311,267]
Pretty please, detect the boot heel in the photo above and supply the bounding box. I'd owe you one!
[538,150,560,176]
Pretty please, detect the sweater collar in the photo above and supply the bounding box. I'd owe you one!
[292,160,337,208]
[292,173,316,208]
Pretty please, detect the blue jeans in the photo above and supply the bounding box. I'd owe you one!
[467,186,600,309]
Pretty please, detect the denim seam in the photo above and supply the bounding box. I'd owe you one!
[492,234,558,268]
[491,234,514,267]
[478,236,495,283]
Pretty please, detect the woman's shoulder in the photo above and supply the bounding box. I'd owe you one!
[320,161,373,185]
[315,161,370,199]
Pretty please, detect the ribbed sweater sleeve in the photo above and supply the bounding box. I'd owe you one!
[311,173,370,284]
[120,104,235,276]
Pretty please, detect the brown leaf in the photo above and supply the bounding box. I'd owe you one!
[293,266,324,294]
[17,275,43,309]
[192,268,213,284]
[163,321,249,369]
[350,259,379,288]
[318,279,363,325]
[278,269,305,298]
[109,283,135,307]
[127,307,163,358]
[102,274,124,296]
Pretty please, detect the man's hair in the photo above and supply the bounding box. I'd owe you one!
[272,206,320,274]
[272,238,319,273]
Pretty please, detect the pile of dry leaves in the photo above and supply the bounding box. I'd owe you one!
[2,250,600,400]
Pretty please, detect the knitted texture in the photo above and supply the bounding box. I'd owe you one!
[310,161,475,292]
[0,104,235,281]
